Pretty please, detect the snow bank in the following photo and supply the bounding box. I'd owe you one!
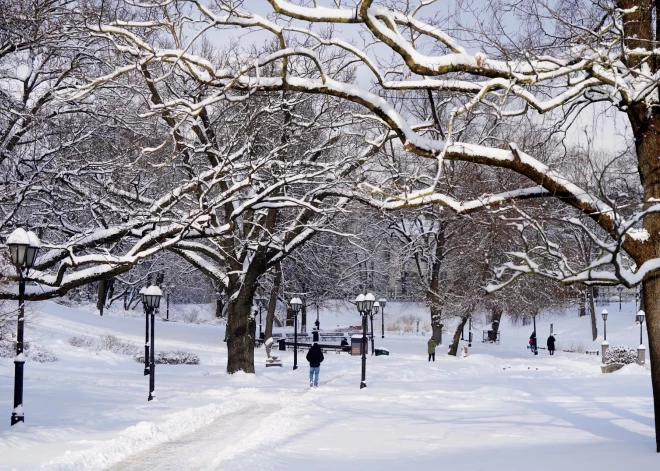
[43,401,240,471]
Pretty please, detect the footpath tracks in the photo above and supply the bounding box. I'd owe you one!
[107,369,351,471]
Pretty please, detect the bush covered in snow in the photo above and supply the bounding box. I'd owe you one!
[133,351,199,365]
[98,334,140,355]
[0,340,58,362]
[604,346,638,365]
[68,333,139,355]
[68,336,95,349]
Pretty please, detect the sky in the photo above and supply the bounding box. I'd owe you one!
[189,0,631,153]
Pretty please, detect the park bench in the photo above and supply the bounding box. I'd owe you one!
[585,350,600,355]
[279,340,350,354]
[319,333,346,341]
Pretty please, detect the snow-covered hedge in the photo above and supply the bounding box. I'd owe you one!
[604,346,638,366]
[68,333,139,355]
[134,351,200,365]
[0,341,58,362]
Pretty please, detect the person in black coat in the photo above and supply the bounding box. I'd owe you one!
[547,334,556,355]
[306,342,324,387]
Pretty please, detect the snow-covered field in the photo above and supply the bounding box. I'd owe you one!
[0,300,656,470]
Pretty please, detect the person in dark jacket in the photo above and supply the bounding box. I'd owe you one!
[547,334,556,355]
[306,342,324,387]
[529,331,537,355]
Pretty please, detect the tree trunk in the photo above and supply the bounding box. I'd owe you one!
[216,298,223,318]
[490,307,503,341]
[264,262,282,340]
[642,276,660,452]
[225,289,255,374]
[448,316,468,356]
[588,286,598,341]
[97,280,106,316]
[301,297,307,334]
[286,306,294,327]
[578,289,586,317]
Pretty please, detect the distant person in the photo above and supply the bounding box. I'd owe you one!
[306,341,324,387]
[427,337,436,362]
[314,319,320,330]
[340,337,350,352]
[529,331,537,355]
[547,334,556,355]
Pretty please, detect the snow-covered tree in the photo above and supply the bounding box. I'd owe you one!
[74,0,660,449]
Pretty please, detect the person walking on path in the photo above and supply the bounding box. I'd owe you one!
[427,337,436,362]
[306,341,324,387]
[547,334,556,355]
[529,331,538,355]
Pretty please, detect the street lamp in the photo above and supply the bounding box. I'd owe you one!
[617,285,624,311]
[143,285,162,401]
[140,287,149,376]
[7,228,40,426]
[372,302,380,355]
[636,310,645,346]
[291,297,302,370]
[354,294,366,388]
[601,309,608,341]
[379,298,387,338]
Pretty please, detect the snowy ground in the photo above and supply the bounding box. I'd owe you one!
[0,300,656,470]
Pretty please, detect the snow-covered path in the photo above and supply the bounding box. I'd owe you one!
[1,301,658,470]
[107,403,280,471]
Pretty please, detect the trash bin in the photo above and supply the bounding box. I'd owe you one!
[312,329,319,343]
[374,348,389,356]
[351,334,368,356]
[278,339,286,351]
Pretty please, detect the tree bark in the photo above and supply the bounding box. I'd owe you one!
[264,262,282,340]
[301,297,307,334]
[490,307,503,341]
[588,286,598,341]
[97,280,106,316]
[448,316,468,356]
[642,276,660,452]
[225,287,256,374]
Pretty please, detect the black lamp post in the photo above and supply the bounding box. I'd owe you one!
[291,297,302,370]
[7,228,40,426]
[143,285,162,401]
[601,309,608,341]
[356,293,375,389]
[617,285,623,311]
[355,294,366,388]
[379,298,387,338]
[468,316,473,347]
[140,287,149,376]
[636,311,645,345]
[372,302,379,355]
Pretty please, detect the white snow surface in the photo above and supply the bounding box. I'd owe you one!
[0,300,656,470]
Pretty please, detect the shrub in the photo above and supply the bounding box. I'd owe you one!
[134,350,199,365]
[25,344,58,362]
[178,307,200,324]
[604,346,638,365]
[0,340,57,362]
[69,336,95,348]
[98,334,140,355]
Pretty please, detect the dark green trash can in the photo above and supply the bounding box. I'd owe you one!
[374,348,389,356]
